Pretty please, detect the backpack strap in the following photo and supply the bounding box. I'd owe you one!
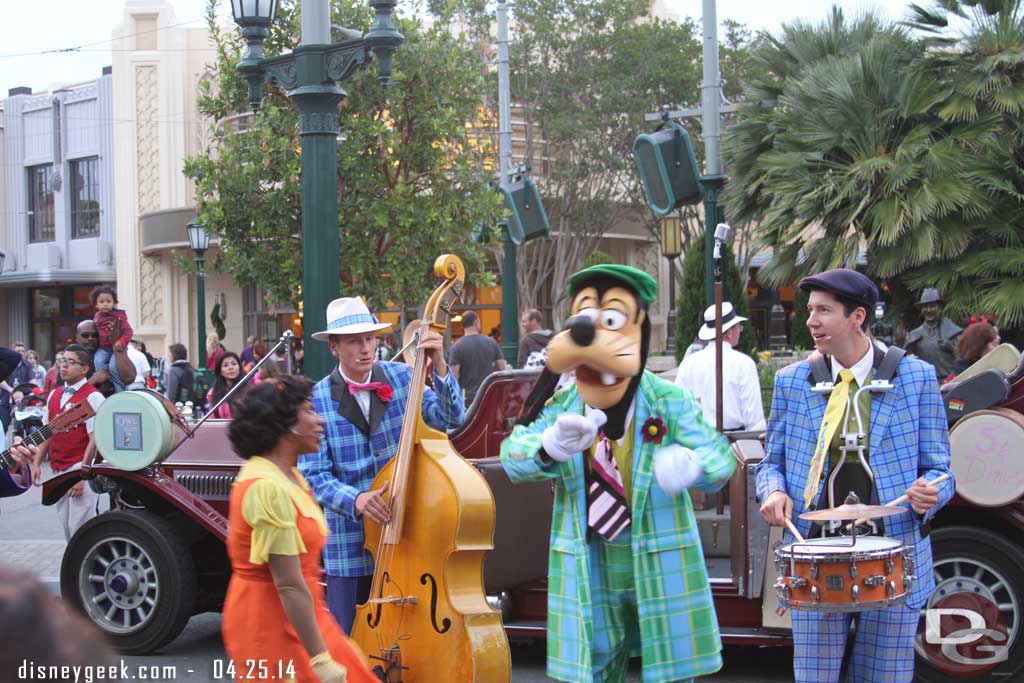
[809,352,832,386]
[875,346,905,383]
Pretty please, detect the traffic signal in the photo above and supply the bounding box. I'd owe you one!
[499,176,549,245]
[633,122,703,216]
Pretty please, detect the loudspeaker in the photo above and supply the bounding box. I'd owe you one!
[633,122,704,216]
[499,176,550,245]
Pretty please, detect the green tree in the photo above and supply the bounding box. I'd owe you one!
[900,0,1024,324]
[506,0,706,325]
[724,4,1024,326]
[184,0,504,312]
[789,287,813,350]
[676,232,751,360]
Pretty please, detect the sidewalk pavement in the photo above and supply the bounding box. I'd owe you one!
[0,462,67,594]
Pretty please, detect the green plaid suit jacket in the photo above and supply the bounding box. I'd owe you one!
[501,372,735,683]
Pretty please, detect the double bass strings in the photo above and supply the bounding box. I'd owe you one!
[368,316,432,654]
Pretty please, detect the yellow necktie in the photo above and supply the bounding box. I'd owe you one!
[803,369,855,508]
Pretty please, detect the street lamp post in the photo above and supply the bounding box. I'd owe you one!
[231,0,402,381]
[500,228,518,365]
[659,214,682,352]
[186,221,210,377]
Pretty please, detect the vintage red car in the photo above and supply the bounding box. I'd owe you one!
[44,366,1024,682]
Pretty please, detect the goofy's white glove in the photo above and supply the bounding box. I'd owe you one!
[654,444,703,494]
[541,408,607,462]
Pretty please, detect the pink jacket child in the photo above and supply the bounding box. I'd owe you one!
[90,285,133,393]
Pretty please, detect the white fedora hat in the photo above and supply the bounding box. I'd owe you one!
[311,297,392,341]
[697,302,747,341]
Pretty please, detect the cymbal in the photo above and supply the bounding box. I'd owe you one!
[799,502,906,522]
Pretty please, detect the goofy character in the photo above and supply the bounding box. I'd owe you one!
[500,264,735,683]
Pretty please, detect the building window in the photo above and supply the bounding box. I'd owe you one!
[29,285,103,367]
[27,164,55,243]
[70,157,100,239]
[243,285,278,344]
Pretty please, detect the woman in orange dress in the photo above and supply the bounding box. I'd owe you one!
[223,376,377,683]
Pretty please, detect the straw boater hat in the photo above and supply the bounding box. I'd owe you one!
[311,297,392,342]
[697,302,747,342]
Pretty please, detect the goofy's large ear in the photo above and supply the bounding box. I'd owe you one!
[517,368,561,427]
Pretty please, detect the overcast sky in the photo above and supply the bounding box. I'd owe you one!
[0,0,927,96]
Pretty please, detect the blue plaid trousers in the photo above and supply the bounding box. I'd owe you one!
[792,605,918,682]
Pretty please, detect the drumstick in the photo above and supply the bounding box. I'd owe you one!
[784,518,806,543]
[848,473,953,528]
[884,473,952,507]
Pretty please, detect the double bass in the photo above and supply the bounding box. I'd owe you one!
[352,255,511,682]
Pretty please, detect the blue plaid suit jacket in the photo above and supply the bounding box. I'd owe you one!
[298,361,465,577]
[756,350,955,608]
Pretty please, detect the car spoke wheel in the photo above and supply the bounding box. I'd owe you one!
[62,510,196,655]
[915,526,1024,682]
[78,536,160,634]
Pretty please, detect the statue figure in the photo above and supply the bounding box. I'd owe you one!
[906,288,963,380]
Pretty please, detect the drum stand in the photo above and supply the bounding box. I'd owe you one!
[811,376,895,536]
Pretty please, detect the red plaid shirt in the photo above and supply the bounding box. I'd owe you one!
[93,308,133,350]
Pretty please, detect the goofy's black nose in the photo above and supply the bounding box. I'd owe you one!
[567,315,596,347]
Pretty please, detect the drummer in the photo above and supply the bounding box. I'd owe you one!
[756,268,955,683]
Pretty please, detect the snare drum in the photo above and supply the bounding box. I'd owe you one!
[774,536,914,612]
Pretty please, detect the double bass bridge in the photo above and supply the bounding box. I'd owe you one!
[367,595,419,606]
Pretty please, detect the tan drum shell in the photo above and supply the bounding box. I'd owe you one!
[949,408,1024,508]
[774,538,911,612]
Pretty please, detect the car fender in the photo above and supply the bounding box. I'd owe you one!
[42,463,228,541]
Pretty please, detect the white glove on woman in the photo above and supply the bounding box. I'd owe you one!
[541,409,607,462]
[653,444,703,494]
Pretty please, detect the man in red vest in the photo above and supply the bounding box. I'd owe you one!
[30,344,107,539]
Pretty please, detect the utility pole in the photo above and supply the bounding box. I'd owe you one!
[699,0,725,307]
[643,0,727,307]
[497,0,519,366]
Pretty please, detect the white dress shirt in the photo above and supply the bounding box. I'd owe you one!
[339,369,373,421]
[675,341,766,432]
[46,378,106,433]
[831,341,875,387]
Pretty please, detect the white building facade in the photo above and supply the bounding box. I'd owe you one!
[111,1,250,364]
[1,72,118,361]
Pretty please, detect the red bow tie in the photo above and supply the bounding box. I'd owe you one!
[348,381,384,396]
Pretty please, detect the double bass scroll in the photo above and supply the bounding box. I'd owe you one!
[351,254,511,683]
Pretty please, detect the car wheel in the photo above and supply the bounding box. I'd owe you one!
[61,510,196,655]
[915,526,1024,682]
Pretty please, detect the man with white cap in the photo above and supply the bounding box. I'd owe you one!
[675,301,765,432]
[298,297,465,633]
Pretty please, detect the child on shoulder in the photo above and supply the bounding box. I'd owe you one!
[91,285,133,393]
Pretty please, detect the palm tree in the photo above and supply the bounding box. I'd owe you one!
[723,3,1024,325]
[900,0,1024,324]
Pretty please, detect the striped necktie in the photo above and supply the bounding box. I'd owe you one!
[803,369,855,508]
[588,433,630,542]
